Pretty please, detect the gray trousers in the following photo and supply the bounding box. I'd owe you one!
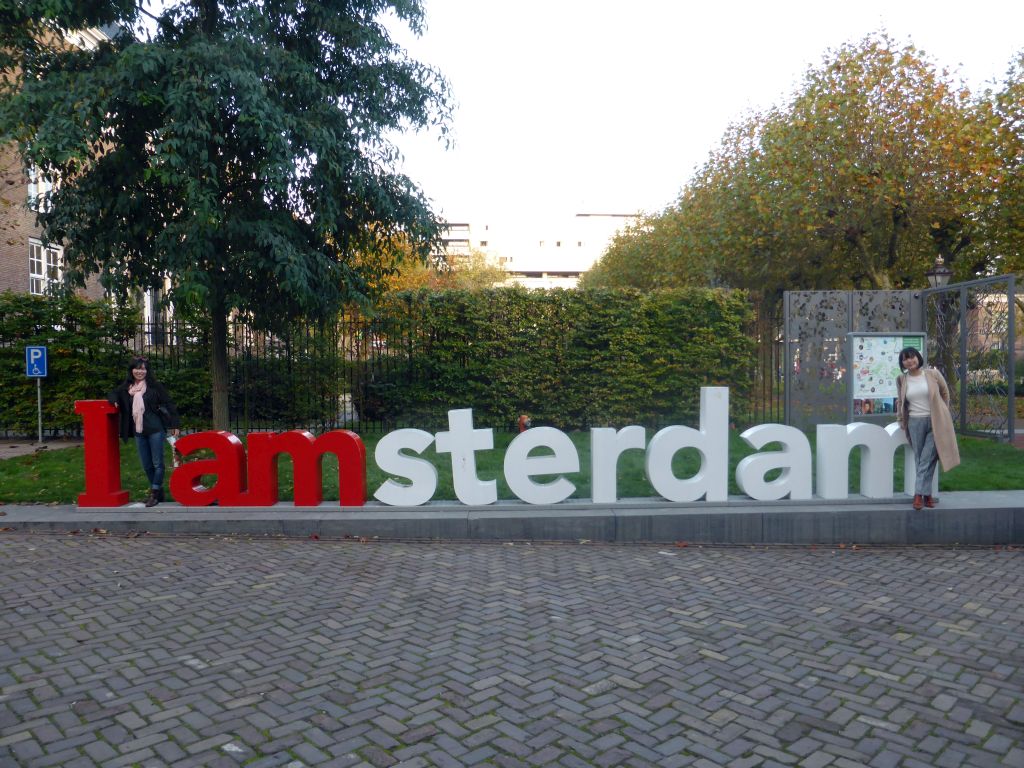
[908,416,939,496]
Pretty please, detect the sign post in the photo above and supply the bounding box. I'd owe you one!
[25,346,48,445]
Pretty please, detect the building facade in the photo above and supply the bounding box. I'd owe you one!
[438,213,637,288]
[0,26,114,302]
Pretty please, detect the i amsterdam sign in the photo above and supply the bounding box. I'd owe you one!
[75,387,921,508]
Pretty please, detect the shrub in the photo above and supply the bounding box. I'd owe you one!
[0,291,138,435]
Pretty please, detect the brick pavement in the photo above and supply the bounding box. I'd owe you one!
[0,535,1022,768]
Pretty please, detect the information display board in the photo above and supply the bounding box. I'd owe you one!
[847,332,925,420]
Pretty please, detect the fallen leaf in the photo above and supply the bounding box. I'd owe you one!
[674,541,688,548]
[838,543,847,549]
[91,528,107,535]
[308,533,320,541]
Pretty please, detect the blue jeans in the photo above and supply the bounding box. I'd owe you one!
[134,431,166,491]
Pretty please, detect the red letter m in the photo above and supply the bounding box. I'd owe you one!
[246,430,366,507]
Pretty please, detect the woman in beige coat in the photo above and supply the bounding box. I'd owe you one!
[895,347,960,510]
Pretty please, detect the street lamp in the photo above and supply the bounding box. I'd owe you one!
[925,256,953,288]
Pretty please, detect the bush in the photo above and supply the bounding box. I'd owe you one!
[0,291,139,435]
[363,287,755,429]
[0,288,759,434]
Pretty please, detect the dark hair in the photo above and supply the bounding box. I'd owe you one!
[122,356,156,387]
[898,346,924,372]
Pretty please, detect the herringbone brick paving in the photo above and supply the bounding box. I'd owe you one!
[0,536,1021,768]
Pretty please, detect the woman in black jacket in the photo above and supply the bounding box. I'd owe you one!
[108,357,181,506]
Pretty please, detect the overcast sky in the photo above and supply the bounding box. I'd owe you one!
[387,0,1024,226]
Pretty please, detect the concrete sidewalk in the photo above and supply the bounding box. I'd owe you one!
[3,491,1022,545]
[0,438,83,460]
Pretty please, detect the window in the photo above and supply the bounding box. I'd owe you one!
[27,167,54,212]
[29,240,62,295]
[479,240,488,247]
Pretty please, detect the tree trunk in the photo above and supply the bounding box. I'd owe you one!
[210,295,230,430]
[854,238,890,289]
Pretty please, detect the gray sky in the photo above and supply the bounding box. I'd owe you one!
[388,0,1024,225]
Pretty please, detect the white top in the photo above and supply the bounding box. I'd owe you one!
[905,373,930,418]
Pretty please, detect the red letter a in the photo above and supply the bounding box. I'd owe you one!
[169,431,247,506]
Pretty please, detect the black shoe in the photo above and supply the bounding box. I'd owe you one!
[156,487,165,503]
[145,489,159,507]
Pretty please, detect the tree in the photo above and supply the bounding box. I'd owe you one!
[0,0,452,427]
[350,239,508,293]
[586,34,1002,300]
[987,51,1024,277]
[749,35,999,291]
[580,208,716,290]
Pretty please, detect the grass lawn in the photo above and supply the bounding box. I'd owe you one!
[1,429,1022,505]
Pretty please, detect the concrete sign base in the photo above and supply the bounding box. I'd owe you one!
[2,491,1022,545]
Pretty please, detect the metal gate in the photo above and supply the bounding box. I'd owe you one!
[922,275,1017,442]
[783,290,921,431]
[783,276,1018,441]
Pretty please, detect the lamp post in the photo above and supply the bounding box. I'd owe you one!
[925,256,953,288]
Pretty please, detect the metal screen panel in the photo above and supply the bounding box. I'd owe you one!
[785,290,915,431]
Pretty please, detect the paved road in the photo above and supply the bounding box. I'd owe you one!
[1,535,1022,768]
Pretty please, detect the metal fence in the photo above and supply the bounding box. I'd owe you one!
[126,313,407,433]
[3,294,787,437]
[923,275,1018,442]
[119,298,789,434]
[750,299,785,426]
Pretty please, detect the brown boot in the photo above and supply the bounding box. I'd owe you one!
[912,494,923,510]
[925,495,936,508]
[145,489,159,508]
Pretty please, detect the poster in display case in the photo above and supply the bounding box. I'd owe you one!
[847,332,925,420]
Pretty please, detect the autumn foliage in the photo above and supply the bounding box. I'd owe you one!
[586,35,1024,298]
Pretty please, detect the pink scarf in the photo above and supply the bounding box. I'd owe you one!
[128,380,147,433]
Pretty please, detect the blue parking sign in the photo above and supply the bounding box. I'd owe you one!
[26,346,47,377]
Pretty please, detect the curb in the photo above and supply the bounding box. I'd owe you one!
[3,492,1023,545]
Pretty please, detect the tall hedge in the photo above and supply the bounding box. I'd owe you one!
[365,287,755,430]
[1,288,756,435]
[0,291,138,434]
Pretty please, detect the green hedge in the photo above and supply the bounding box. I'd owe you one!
[1,288,757,435]
[364,287,755,430]
[0,291,139,435]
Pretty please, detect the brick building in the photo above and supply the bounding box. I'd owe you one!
[0,26,114,302]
